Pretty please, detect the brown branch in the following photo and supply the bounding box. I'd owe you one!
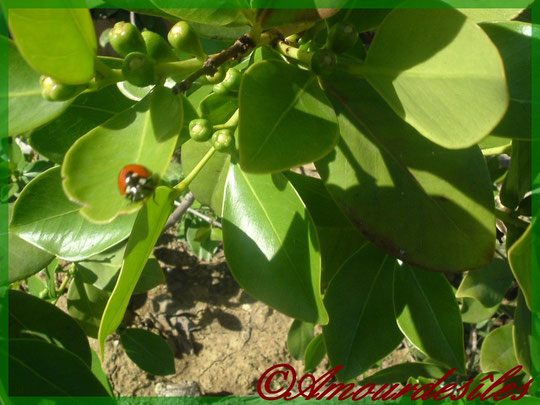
[163,192,195,231]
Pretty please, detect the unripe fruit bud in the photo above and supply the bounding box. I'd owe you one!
[141,30,177,62]
[212,82,228,95]
[205,65,225,84]
[328,22,359,54]
[310,49,337,77]
[211,129,235,152]
[189,118,213,142]
[168,21,207,60]
[109,21,147,57]
[40,76,85,101]
[221,68,242,93]
[122,52,155,87]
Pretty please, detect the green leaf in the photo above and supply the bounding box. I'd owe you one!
[359,6,508,149]
[9,9,97,84]
[287,319,314,360]
[239,60,338,173]
[346,9,391,33]
[29,85,136,164]
[456,258,513,308]
[480,22,533,140]
[151,5,246,26]
[67,272,110,338]
[508,223,532,310]
[480,325,518,373]
[317,74,495,272]
[394,264,466,374]
[323,245,402,381]
[285,172,366,285]
[360,363,448,385]
[181,139,230,214]
[90,349,114,396]
[257,9,340,29]
[304,334,326,372]
[457,8,525,22]
[98,186,176,357]
[120,328,175,376]
[9,339,109,396]
[222,165,328,324]
[500,141,531,210]
[185,220,220,261]
[460,297,499,324]
[62,86,182,223]
[10,167,136,261]
[8,232,54,284]
[6,38,71,136]
[514,292,532,376]
[9,290,91,367]
[199,92,238,125]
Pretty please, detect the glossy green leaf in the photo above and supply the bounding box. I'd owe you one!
[223,165,327,324]
[9,9,97,84]
[285,172,366,285]
[29,85,136,164]
[67,272,110,338]
[304,334,326,372]
[508,223,532,310]
[460,297,499,324]
[77,242,164,294]
[239,60,338,173]
[10,167,136,261]
[514,292,532,375]
[394,264,466,374]
[360,363,448,385]
[480,325,518,373]
[6,38,71,136]
[480,22,533,140]
[120,328,175,376]
[457,8,525,22]
[98,186,176,357]
[324,245,402,381]
[9,290,91,367]
[257,9,340,29]
[456,258,513,308]
[62,86,182,223]
[8,232,54,284]
[181,139,230,214]
[152,6,246,26]
[346,9,391,33]
[287,319,314,360]
[359,6,508,149]
[501,141,531,210]
[26,275,47,298]
[185,221,220,261]
[90,349,113,396]
[318,74,495,272]
[9,339,109,396]
[199,92,238,125]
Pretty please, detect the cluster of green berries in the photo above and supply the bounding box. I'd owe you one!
[188,119,235,153]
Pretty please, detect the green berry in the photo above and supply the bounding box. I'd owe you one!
[328,22,359,54]
[211,129,235,152]
[40,76,85,101]
[221,68,242,93]
[122,52,155,87]
[141,30,177,62]
[109,21,146,57]
[310,49,337,77]
[189,118,213,142]
[167,21,206,60]
[205,65,225,84]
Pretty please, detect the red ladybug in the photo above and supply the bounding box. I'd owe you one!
[118,164,155,202]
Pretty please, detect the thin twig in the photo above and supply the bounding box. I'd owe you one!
[187,207,222,229]
[172,34,256,94]
[163,192,195,231]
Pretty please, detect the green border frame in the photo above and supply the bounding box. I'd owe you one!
[1,1,539,404]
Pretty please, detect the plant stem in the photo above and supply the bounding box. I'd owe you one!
[174,147,216,193]
[276,41,313,65]
[187,207,223,228]
[213,109,240,130]
[52,272,73,305]
[155,58,204,79]
[495,208,529,229]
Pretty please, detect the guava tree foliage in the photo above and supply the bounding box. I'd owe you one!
[5,2,535,397]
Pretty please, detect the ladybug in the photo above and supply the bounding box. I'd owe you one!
[118,164,155,202]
